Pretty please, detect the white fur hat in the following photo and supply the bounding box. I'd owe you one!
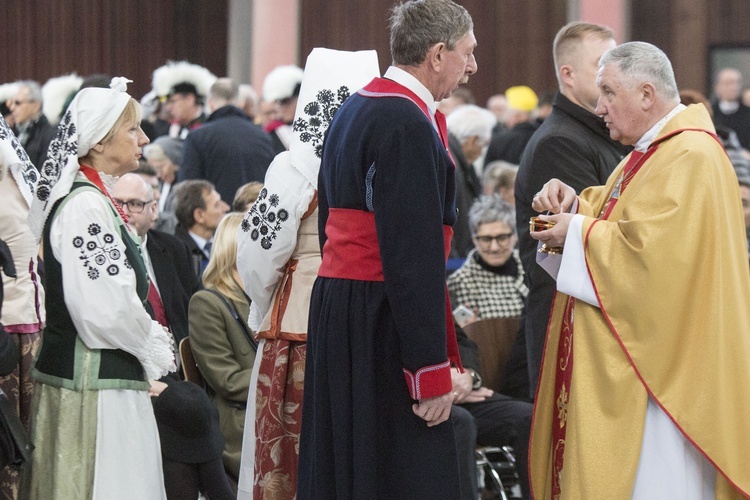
[262,65,304,102]
[152,61,217,98]
[42,73,83,125]
[0,82,20,105]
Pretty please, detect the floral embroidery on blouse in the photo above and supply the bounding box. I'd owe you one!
[241,188,290,250]
[74,223,124,279]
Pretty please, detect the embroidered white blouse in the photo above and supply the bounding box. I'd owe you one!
[237,151,315,331]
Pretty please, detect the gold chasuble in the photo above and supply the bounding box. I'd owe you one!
[529,104,750,499]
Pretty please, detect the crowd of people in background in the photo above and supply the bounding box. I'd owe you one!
[1,0,749,498]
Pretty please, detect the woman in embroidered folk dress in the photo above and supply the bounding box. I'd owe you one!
[21,79,175,500]
[447,195,528,324]
[188,212,256,487]
[235,48,379,500]
[0,115,44,499]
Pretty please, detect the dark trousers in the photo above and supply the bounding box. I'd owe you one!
[162,457,235,500]
[458,393,533,499]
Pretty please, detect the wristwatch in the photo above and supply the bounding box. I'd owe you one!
[470,370,483,390]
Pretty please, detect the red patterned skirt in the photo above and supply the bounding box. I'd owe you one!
[254,339,306,500]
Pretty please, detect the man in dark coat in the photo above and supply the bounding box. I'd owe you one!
[10,81,56,170]
[112,174,200,346]
[298,1,478,498]
[485,85,540,165]
[179,78,275,205]
[515,22,630,397]
[711,68,750,149]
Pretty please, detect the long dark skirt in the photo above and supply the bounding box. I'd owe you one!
[298,278,461,500]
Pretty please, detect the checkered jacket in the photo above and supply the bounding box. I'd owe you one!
[447,249,528,319]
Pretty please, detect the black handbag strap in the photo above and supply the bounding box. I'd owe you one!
[204,289,258,351]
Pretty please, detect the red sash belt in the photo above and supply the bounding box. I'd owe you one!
[319,207,462,400]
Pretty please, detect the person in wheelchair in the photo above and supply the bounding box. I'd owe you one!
[452,324,532,499]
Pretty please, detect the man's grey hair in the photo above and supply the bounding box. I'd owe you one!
[446,104,496,142]
[599,41,679,100]
[209,78,239,103]
[18,80,42,103]
[389,0,473,66]
[468,195,515,236]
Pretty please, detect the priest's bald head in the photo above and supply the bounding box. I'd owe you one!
[594,41,681,146]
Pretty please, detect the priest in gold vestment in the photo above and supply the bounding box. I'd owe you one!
[528,42,750,499]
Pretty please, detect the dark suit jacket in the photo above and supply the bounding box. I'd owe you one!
[20,115,56,170]
[173,225,206,280]
[146,229,201,344]
[485,120,540,166]
[179,105,275,204]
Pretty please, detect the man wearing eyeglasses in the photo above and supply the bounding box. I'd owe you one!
[112,173,200,348]
[10,81,56,170]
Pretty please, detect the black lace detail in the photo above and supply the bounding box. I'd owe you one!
[74,223,123,280]
[293,85,351,158]
[36,110,76,203]
[241,188,289,250]
[0,116,38,191]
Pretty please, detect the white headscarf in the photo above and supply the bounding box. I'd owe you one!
[288,48,380,188]
[0,116,38,206]
[28,77,134,241]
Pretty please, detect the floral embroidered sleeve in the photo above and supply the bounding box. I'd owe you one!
[237,151,314,330]
[50,189,174,379]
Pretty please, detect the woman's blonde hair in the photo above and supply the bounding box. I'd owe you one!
[202,212,245,302]
[99,98,142,144]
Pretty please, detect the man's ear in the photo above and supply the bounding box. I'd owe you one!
[641,82,657,110]
[558,65,574,89]
[193,207,205,225]
[427,42,446,71]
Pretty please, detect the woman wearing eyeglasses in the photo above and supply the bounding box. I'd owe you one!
[22,78,175,499]
[447,194,528,326]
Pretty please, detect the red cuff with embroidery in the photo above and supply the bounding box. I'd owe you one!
[402,360,452,401]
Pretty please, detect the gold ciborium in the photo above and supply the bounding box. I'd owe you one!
[529,217,563,254]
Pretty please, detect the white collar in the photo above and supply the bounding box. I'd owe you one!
[634,104,686,152]
[383,66,438,119]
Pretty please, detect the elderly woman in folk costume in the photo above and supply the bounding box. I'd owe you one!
[0,115,43,499]
[21,78,175,499]
[236,48,379,499]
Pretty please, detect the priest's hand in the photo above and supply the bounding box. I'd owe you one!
[532,178,576,214]
[530,213,574,249]
[413,392,454,427]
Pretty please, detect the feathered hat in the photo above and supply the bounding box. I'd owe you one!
[152,61,217,101]
[42,73,83,125]
[262,65,304,103]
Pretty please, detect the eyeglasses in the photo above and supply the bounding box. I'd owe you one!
[114,198,154,213]
[474,233,514,246]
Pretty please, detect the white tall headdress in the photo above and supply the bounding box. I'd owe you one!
[288,48,380,188]
[28,77,134,241]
